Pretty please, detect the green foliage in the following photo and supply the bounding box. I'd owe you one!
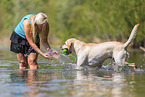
[0,0,145,46]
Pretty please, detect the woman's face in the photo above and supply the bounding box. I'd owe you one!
[36,24,43,31]
[36,23,47,32]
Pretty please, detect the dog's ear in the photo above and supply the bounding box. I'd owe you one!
[66,38,75,50]
[67,41,72,50]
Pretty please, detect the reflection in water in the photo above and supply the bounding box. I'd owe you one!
[4,68,145,97]
[9,70,113,96]
[10,70,38,96]
[0,49,145,97]
[112,73,127,97]
[71,70,129,97]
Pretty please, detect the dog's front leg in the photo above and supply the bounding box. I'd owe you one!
[75,56,88,70]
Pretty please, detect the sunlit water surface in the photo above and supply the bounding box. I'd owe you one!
[0,48,145,97]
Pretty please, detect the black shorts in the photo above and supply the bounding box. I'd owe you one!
[10,31,40,56]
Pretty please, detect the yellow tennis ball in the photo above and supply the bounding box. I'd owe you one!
[63,48,68,53]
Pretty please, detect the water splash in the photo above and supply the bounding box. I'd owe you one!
[47,48,76,64]
[57,53,76,64]
[46,49,144,72]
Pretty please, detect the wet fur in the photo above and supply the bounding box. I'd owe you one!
[61,24,139,70]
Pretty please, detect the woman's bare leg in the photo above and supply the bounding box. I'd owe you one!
[17,53,28,69]
[28,53,38,69]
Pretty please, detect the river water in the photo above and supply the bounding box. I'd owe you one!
[0,48,145,97]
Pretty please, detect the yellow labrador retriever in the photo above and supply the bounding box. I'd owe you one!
[61,24,139,70]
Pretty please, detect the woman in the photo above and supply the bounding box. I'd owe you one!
[10,12,59,69]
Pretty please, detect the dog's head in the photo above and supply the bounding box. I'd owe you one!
[60,38,76,55]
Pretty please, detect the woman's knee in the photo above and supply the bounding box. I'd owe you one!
[28,58,38,69]
[28,58,37,65]
[28,53,38,65]
[17,53,28,68]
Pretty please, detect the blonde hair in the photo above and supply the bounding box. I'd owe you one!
[32,12,48,43]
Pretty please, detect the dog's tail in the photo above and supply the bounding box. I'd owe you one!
[123,24,139,48]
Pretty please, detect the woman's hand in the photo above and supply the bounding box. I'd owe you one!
[48,49,60,59]
[51,50,60,59]
[42,53,52,60]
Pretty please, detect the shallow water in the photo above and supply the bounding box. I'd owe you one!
[0,48,145,97]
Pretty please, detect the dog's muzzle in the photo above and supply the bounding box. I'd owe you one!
[60,45,72,55]
[65,50,72,55]
[62,48,72,55]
